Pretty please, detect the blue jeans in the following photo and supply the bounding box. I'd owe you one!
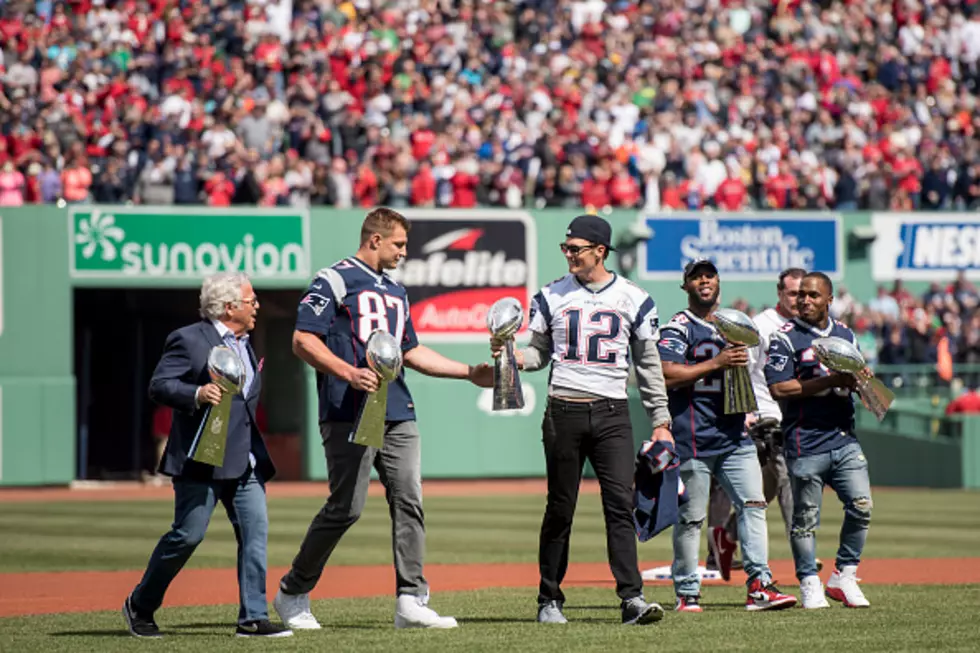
[672,445,772,597]
[132,470,269,623]
[787,442,872,580]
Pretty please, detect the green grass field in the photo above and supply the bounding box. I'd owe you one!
[1,488,978,573]
[3,585,980,653]
[1,487,978,652]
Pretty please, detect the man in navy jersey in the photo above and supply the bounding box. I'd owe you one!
[658,259,796,613]
[274,208,493,630]
[766,271,873,610]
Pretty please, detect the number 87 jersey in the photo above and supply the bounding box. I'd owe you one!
[295,257,419,424]
[529,273,660,400]
[656,310,747,460]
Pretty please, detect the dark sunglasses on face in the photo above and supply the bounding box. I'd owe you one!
[560,243,596,255]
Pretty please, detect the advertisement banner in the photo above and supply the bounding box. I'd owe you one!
[69,207,310,280]
[638,213,842,280]
[387,210,537,341]
[871,213,980,280]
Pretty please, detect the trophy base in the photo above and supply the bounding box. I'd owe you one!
[189,402,230,467]
[723,367,758,415]
[857,378,895,422]
[350,383,388,449]
[492,343,525,411]
[492,393,525,411]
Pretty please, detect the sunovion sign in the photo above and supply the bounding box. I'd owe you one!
[69,207,310,280]
[871,213,980,280]
[638,213,842,280]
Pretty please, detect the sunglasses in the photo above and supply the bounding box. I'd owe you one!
[560,243,597,255]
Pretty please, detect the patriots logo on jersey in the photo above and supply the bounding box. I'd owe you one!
[767,353,789,371]
[649,316,659,331]
[659,336,687,356]
[301,293,331,316]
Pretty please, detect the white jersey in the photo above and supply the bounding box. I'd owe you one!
[749,307,789,420]
[528,273,660,400]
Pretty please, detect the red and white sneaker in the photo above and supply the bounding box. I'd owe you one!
[826,566,870,608]
[674,595,703,613]
[745,579,797,611]
[708,526,737,582]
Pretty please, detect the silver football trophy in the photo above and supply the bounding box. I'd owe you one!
[189,346,246,467]
[487,297,525,411]
[713,308,760,415]
[350,330,403,448]
[812,336,894,421]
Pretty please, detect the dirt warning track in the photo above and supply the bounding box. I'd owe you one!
[1,558,978,618]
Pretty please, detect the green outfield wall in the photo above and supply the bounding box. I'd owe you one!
[0,206,976,487]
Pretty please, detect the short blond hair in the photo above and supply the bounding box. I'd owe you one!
[359,207,410,245]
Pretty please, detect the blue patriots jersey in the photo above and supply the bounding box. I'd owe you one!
[657,310,750,460]
[633,440,685,542]
[764,317,857,458]
[295,256,420,424]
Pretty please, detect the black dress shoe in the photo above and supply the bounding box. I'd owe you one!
[236,619,294,637]
[123,595,162,638]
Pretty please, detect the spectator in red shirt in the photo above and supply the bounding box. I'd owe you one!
[608,162,640,208]
[945,388,980,415]
[581,166,611,209]
[411,161,436,207]
[450,159,479,208]
[766,161,798,209]
[715,167,749,211]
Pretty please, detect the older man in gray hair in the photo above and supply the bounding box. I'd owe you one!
[123,272,291,639]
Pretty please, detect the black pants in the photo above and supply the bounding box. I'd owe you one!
[538,397,642,603]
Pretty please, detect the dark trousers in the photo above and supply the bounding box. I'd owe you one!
[538,397,643,603]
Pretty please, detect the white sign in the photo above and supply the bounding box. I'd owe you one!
[872,213,980,280]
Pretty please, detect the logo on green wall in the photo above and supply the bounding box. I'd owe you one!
[69,208,310,279]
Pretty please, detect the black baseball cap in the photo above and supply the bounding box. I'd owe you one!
[566,214,616,251]
[683,258,719,281]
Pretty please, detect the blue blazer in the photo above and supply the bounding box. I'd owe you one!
[149,320,276,482]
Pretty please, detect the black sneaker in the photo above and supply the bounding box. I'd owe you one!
[123,595,162,638]
[236,619,294,638]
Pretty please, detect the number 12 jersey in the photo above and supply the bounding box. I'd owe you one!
[295,256,419,423]
[528,273,661,399]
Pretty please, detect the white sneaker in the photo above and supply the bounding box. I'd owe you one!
[799,575,830,609]
[273,589,322,630]
[394,594,458,629]
[826,566,870,608]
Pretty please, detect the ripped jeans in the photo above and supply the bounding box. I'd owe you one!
[672,445,773,597]
[787,442,872,580]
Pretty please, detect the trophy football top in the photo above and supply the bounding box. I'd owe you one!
[365,330,403,381]
[812,336,866,373]
[487,297,524,338]
[713,308,760,347]
[208,346,246,389]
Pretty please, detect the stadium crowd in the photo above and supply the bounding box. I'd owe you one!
[1,0,980,211]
